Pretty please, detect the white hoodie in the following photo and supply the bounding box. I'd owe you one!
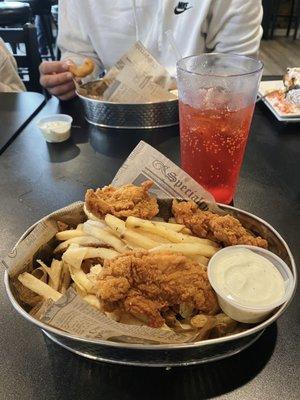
[58,0,263,77]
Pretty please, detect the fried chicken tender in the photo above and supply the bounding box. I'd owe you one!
[172,200,268,248]
[85,180,159,220]
[96,252,218,328]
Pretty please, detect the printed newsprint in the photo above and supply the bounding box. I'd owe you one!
[112,141,219,211]
[103,64,177,103]
[79,41,177,101]
[103,41,176,90]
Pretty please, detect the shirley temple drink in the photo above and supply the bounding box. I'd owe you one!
[177,54,263,204]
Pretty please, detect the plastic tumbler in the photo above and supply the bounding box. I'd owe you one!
[177,54,263,204]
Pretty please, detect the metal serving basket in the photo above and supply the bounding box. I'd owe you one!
[4,204,297,367]
[77,92,179,129]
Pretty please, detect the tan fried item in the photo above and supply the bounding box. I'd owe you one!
[96,251,218,328]
[85,180,159,220]
[172,200,268,248]
[69,58,95,78]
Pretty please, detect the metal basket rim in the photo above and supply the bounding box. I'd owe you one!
[4,203,297,351]
[77,91,178,106]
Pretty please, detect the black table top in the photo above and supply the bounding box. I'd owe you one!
[0,92,46,154]
[0,94,299,400]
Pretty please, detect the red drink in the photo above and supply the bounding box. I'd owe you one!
[179,101,254,204]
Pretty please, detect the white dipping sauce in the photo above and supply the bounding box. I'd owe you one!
[212,248,285,308]
[40,121,71,142]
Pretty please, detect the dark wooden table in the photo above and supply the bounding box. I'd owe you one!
[0,94,299,400]
[0,92,46,154]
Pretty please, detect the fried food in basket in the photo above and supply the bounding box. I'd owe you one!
[69,58,95,78]
[96,251,219,328]
[85,180,159,220]
[14,181,269,343]
[172,200,268,248]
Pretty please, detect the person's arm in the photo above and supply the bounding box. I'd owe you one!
[40,0,102,100]
[205,0,263,57]
[0,39,26,93]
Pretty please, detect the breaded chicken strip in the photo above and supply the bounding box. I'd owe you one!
[85,180,159,220]
[96,252,218,328]
[172,200,268,248]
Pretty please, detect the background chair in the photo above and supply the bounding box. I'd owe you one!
[0,1,30,25]
[0,1,31,53]
[0,23,43,92]
[286,0,300,39]
[1,0,56,59]
[264,0,300,40]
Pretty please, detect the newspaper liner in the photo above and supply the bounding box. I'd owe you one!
[103,64,177,103]
[76,41,176,103]
[3,142,224,344]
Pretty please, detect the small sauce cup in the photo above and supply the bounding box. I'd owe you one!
[37,114,73,143]
[207,245,294,323]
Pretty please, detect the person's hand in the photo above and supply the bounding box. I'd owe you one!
[39,60,76,100]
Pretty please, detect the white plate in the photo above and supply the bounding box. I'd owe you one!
[258,81,300,122]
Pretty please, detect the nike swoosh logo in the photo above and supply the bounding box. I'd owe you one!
[174,6,192,14]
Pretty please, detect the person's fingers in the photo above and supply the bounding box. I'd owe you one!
[58,89,77,101]
[39,60,70,75]
[40,71,74,89]
[48,80,75,96]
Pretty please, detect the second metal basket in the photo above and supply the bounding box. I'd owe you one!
[77,92,179,129]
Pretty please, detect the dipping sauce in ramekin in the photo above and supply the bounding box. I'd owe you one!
[208,245,294,323]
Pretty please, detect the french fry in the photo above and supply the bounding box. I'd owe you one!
[169,217,192,235]
[62,244,93,270]
[36,259,62,290]
[194,317,216,341]
[67,261,94,294]
[18,272,62,301]
[83,295,102,310]
[83,204,103,222]
[31,267,48,283]
[130,229,171,244]
[60,262,71,294]
[50,259,62,290]
[54,236,105,254]
[126,216,218,248]
[152,221,186,232]
[83,221,127,253]
[122,229,158,250]
[83,247,119,260]
[105,214,157,250]
[90,265,103,275]
[181,227,192,235]
[56,230,85,241]
[149,243,217,258]
[73,282,87,298]
[190,255,209,266]
[104,214,125,234]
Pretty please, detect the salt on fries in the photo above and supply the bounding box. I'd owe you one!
[17,209,227,338]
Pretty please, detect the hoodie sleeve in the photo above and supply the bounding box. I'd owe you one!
[205,0,263,57]
[57,0,103,79]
